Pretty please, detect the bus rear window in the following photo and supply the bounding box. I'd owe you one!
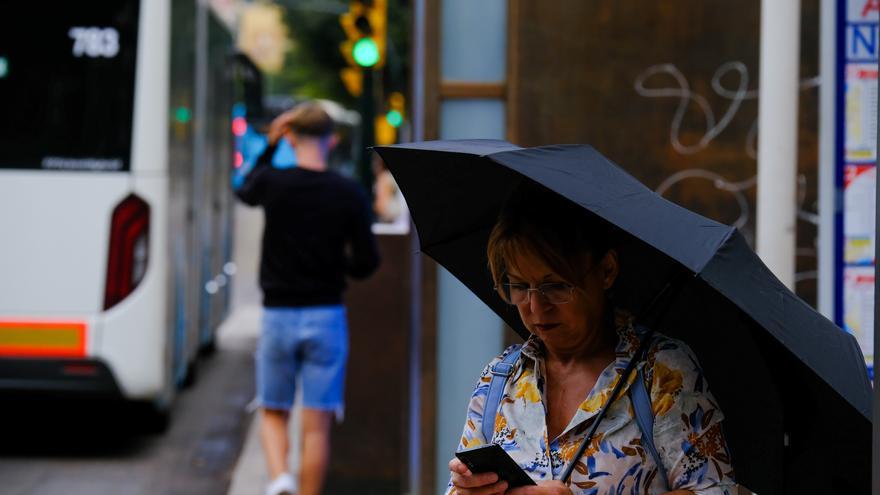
[0,1,139,171]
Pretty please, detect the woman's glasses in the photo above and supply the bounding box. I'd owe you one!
[496,282,575,305]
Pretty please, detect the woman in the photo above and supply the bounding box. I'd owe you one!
[446,182,736,495]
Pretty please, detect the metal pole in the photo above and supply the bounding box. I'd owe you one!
[359,67,376,199]
[818,0,836,318]
[408,0,426,490]
[756,0,801,289]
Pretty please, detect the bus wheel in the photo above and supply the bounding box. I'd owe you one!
[199,337,217,357]
[181,360,198,389]
[130,400,172,434]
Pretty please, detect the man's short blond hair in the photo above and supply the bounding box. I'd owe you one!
[287,101,334,137]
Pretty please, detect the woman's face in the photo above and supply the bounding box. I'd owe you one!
[506,249,618,354]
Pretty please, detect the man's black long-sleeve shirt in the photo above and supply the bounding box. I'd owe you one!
[234,145,380,307]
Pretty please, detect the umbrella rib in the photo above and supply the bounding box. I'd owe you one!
[694,225,738,273]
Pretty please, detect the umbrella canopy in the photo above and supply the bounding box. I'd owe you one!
[374,140,873,495]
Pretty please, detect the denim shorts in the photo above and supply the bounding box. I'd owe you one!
[256,305,348,414]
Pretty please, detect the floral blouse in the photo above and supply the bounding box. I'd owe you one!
[447,315,736,494]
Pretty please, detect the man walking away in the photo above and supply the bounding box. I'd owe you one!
[234,101,381,495]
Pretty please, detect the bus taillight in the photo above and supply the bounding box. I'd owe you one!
[104,194,150,310]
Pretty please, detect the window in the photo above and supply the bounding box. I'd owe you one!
[0,1,140,171]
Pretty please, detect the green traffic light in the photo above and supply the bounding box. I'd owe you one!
[0,57,8,79]
[386,109,403,128]
[352,38,379,67]
[175,106,191,124]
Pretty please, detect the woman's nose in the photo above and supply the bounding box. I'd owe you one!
[528,290,551,314]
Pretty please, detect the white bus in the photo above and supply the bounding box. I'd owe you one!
[0,0,236,428]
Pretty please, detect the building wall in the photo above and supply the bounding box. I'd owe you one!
[507,0,821,305]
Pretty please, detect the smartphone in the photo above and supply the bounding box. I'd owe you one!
[455,444,536,488]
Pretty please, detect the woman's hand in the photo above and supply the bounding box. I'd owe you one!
[506,480,572,494]
[448,457,509,495]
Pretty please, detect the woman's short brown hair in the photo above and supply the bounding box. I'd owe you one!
[487,180,618,290]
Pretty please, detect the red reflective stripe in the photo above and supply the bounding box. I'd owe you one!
[0,321,87,357]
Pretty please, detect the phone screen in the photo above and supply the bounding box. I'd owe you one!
[455,444,536,488]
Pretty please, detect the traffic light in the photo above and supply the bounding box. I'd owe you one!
[339,0,387,96]
[385,91,405,128]
[339,0,386,68]
[375,92,405,145]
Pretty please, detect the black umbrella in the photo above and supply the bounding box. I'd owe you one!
[374,140,873,495]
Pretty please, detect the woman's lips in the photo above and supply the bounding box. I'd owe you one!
[534,323,559,331]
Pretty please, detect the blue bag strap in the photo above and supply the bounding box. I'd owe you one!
[629,364,671,491]
[482,346,522,442]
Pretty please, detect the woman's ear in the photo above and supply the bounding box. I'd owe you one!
[600,249,619,290]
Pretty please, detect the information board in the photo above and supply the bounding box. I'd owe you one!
[838,0,878,375]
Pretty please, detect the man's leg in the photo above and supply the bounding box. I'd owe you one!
[298,304,347,495]
[298,408,334,495]
[256,308,299,495]
[260,408,291,480]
